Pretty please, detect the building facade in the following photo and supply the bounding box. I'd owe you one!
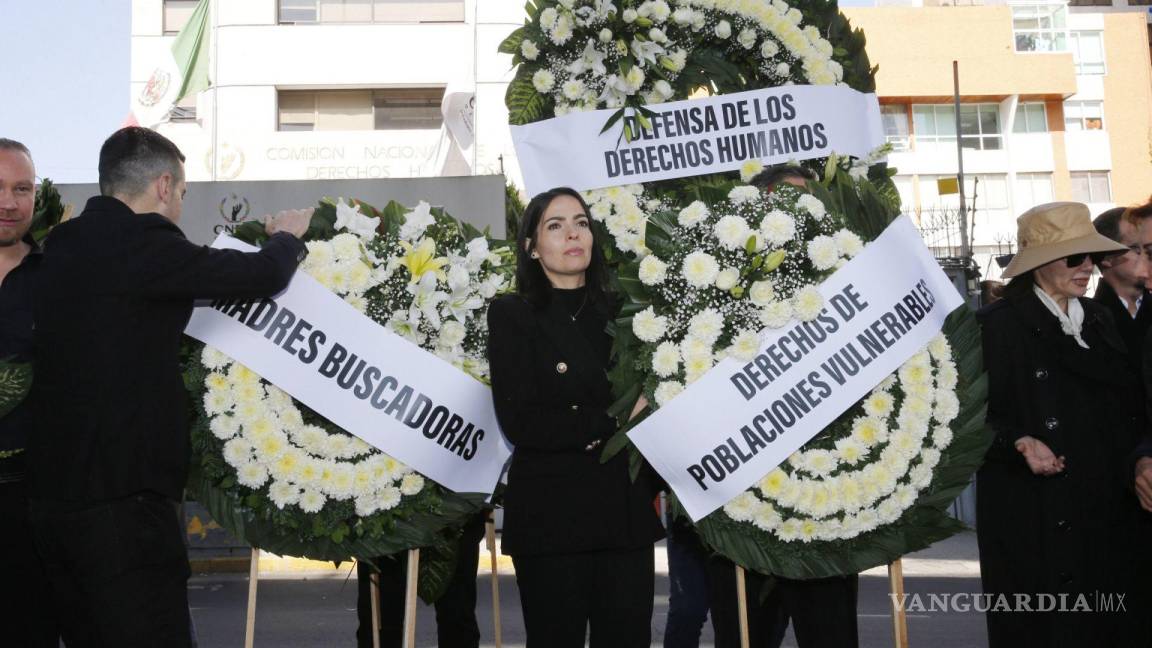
[135,0,1152,279]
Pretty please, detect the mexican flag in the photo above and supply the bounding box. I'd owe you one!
[131,0,211,127]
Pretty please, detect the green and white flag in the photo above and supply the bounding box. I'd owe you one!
[132,0,211,127]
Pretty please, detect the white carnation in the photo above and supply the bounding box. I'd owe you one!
[728,185,761,205]
[632,307,669,343]
[759,210,796,246]
[681,251,720,288]
[713,215,752,251]
[797,194,827,219]
[677,201,709,228]
[521,39,539,60]
[834,229,864,258]
[760,300,793,329]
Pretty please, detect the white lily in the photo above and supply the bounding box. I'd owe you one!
[399,200,436,241]
[334,200,380,241]
[407,273,448,330]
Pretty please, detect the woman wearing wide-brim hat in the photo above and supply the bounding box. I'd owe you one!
[977,202,1150,646]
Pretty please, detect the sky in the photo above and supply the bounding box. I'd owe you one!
[2,0,130,183]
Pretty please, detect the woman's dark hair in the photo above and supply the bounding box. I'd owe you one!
[1001,270,1035,300]
[515,187,608,308]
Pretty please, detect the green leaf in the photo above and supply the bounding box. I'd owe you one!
[599,108,627,136]
[0,359,32,419]
[506,67,548,126]
[497,26,526,55]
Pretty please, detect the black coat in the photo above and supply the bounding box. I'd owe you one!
[976,289,1149,647]
[28,196,306,503]
[486,293,664,557]
[1091,280,1152,370]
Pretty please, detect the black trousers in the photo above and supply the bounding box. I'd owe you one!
[0,479,59,647]
[708,556,859,648]
[29,492,192,648]
[512,545,655,648]
[356,512,487,648]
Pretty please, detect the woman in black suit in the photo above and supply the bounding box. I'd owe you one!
[977,202,1150,646]
[487,187,664,648]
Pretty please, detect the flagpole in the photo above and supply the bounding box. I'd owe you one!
[472,0,479,175]
[211,0,219,182]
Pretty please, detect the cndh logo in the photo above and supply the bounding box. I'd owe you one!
[215,194,251,234]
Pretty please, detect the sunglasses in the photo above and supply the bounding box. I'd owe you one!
[1063,251,1110,267]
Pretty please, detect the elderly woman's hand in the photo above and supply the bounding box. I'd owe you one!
[1015,435,1066,476]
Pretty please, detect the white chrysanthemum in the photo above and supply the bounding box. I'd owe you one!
[681,251,720,288]
[229,364,261,387]
[521,39,539,60]
[728,185,761,205]
[299,489,325,514]
[902,396,934,424]
[687,308,724,344]
[269,482,301,509]
[562,79,586,101]
[236,461,269,489]
[271,450,302,482]
[654,380,684,406]
[677,201,709,227]
[791,286,824,321]
[740,159,764,183]
[806,235,840,271]
[729,330,761,361]
[898,362,933,387]
[797,194,827,219]
[934,391,961,424]
[724,491,758,522]
[834,437,867,465]
[201,346,231,370]
[757,468,788,497]
[205,371,230,392]
[714,267,740,291]
[638,255,668,285]
[928,334,951,360]
[632,307,669,343]
[714,19,732,39]
[759,300,793,329]
[932,426,954,449]
[532,69,555,93]
[203,390,234,416]
[683,351,715,384]
[851,416,886,447]
[863,390,895,418]
[331,233,361,260]
[354,495,381,517]
[378,486,403,511]
[713,215,751,251]
[759,210,797,246]
[223,438,253,467]
[399,473,425,496]
[833,229,864,258]
[209,415,240,440]
[652,341,681,377]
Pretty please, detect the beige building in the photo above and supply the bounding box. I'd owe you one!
[844,0,1152,279]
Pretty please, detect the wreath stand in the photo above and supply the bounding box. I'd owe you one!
[241,526,505,648]
[733,559,909,648]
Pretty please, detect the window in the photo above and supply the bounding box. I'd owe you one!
[277,89,445,131]
[1064,100,1104,131]
[1013,172,1054,210]
[918,174,1010,211]
[278,0,465,24]
[1070,31,1105,74]
[163,0,198,35]
[169,94,197,122]
[1070,171,1111,203]
[1011,3,1068,52]
[913,104,1002,151]
[1013,102,1048,133]
[880,105,909,151]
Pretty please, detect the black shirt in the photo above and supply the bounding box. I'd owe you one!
[0,236,41,479]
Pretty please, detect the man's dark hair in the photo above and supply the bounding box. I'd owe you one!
[0,138,33,162]
[98,127,186,198]
[515,187,608,308]
[748,164,817,192]
[1093,207,1127,243]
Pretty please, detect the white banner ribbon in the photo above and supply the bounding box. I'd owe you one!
[511,85,884,195]
[628,217,964,520]
[184,236,512,495]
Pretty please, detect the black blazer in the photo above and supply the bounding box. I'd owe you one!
[486,293,664,556]
[28,196,307,503]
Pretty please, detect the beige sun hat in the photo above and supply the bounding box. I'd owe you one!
[1000,202,1127,278]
